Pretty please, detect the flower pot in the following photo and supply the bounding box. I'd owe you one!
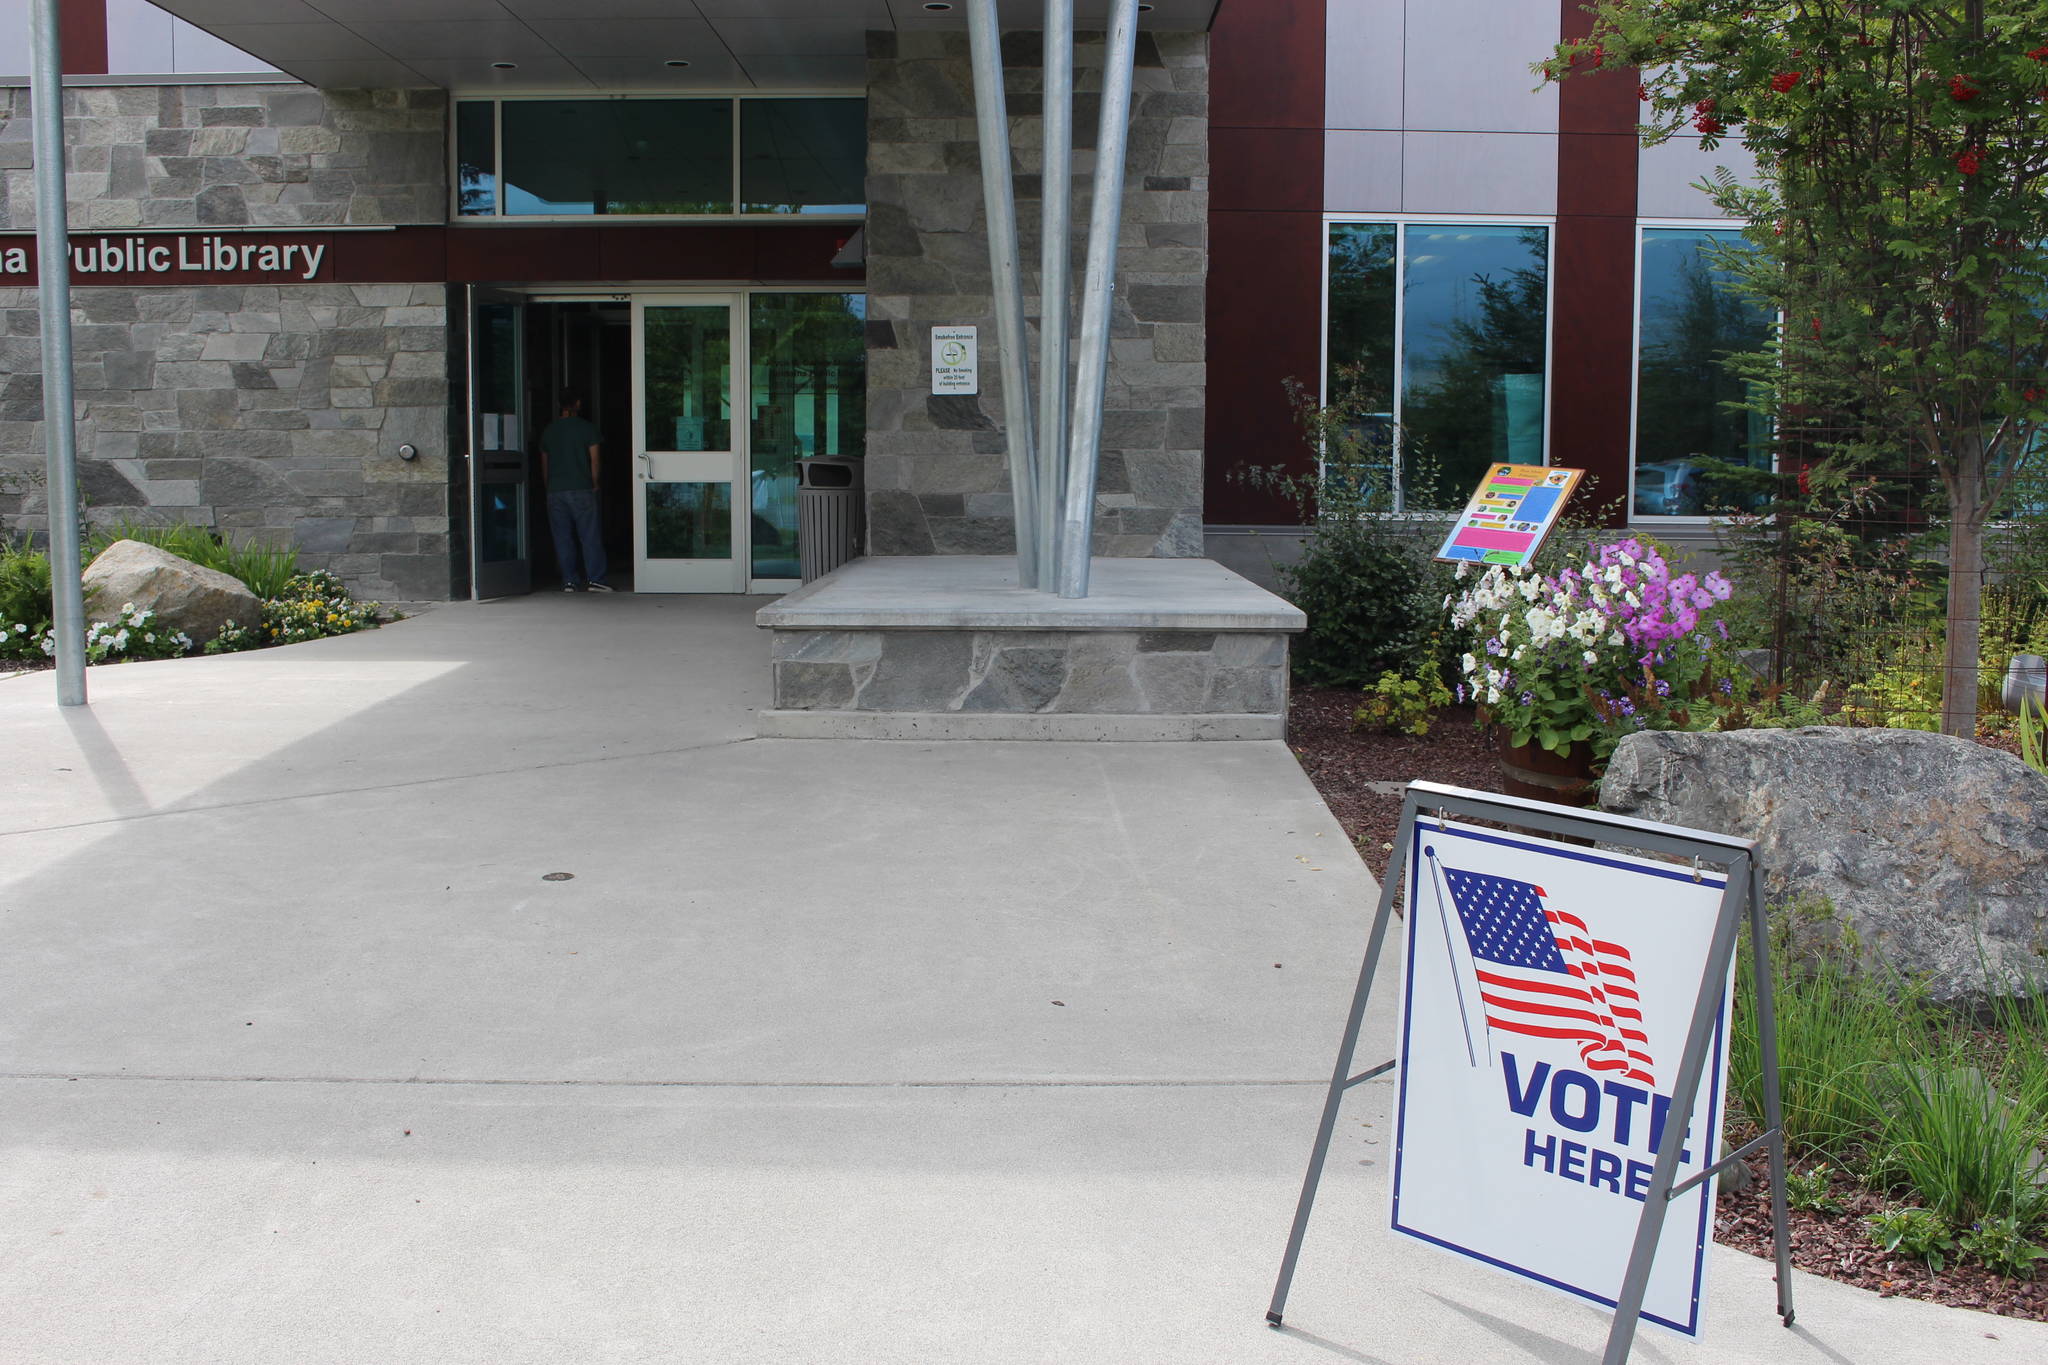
[1491,725,1601,806]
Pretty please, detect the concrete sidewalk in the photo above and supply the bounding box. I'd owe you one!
[0,595,2037,1363]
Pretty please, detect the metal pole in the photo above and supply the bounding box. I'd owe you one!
[1036,0,1074,590]
[964,0,1040,589]
[1601,858,1752,1364]
[29,0,85,707]
[1750,860,1797,1327]
[1054,0,1140,599]
[1267,790,1418,1327]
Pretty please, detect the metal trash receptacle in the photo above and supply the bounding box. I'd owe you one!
[797,457,865,583]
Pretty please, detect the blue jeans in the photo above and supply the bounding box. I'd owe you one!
[546,488,607,587]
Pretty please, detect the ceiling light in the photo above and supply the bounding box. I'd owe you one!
[922,3,954,10]
[491,61,517,70]
[1138,3,1154,9]
[665,59,691,68]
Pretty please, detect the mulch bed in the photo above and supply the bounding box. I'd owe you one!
[1286,685,2048,1324]
[1716,1147,2048,1323]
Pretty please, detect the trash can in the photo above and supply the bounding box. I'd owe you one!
[797,457,864,583]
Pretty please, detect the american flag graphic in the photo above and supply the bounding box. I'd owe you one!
[1438,864,1655,1086]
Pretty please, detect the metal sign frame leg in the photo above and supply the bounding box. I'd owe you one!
[1601,854,1795,1362]
[1266,791,1420,1328]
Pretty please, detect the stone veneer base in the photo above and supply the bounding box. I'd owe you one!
[755,710,1284,742]
[755,556,1307,741]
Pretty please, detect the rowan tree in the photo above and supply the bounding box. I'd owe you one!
[1547,1,2048,736]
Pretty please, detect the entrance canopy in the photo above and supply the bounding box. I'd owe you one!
[145,1,1222,91]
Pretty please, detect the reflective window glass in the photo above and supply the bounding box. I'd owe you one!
[1324,223,1550,510]
[1325,223,1398,479]
[643,305,732,452]
[1400,225,1549,507]
[749,293,867,579]
[1635,229,1775,516]
[741,99,867,215]
[503,101,733,216]
[456,101,496,217]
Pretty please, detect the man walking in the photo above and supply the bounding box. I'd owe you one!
[540,390,611,592]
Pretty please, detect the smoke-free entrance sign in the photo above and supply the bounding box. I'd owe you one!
[1392,817,1733,1337]
[931,325,979,395]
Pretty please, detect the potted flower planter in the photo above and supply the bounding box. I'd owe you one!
[1490,725,1601,806]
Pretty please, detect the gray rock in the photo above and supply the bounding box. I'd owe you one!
[82,539,259,645]
[1599,727,2048,1004]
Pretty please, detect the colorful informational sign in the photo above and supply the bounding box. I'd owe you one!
[1391,817,1733,1338]
[1434,464,1584,567]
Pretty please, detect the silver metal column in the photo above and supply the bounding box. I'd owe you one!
[964,0,1041,589]
[29,0,85,706]
[1055,0,1140,599]
[1035,0,1075,588]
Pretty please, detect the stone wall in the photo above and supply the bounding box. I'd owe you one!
[0,282,450,600]
[0,84,452,600]
[0,84,446,229]
[773,627,1285,718]
[863,29,1208,560]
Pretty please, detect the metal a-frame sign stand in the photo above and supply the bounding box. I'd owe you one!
[1265,782,1796,1363]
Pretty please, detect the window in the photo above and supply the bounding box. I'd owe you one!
[748,293,867,580]
[455,97,866,220]
[1633,228,1775,516]
[1326,221,1551,510]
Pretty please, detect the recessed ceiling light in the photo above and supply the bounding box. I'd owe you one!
[664,59,691,68]
[922,2,954,10]
[1138,3,1154,9]
[491,61,517,70]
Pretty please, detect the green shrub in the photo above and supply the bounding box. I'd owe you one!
[1238,380,1448,688]
[0,537,53,642]
[206,570,385,654]
[1351,669,1451,736]
[1959,1217,2048,1280]
[1730,905,1907,1164]
[1867,1205,1957,1274]
[1784,1164,1843,1215]
[90,520,301,600]
[1872,1059,2048,1231]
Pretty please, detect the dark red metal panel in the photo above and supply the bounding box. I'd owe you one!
[1549,214,1637,518]
[1206,0,1326,525]
[1211,0,1326,131]
[1206,210,1324,526]
[61,0,108,76]
[1211,128,1324,214]
[1553,0,1641,526]
[329,226,446,283]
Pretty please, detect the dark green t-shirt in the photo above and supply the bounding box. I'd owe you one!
[541,416,601,491]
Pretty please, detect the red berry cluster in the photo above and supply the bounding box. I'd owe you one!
[1693,98,1723,136]
[1950,74,1981,101]
[1769,71,1801,93]
[2030,46,2048,61]
[2025,387,2045,403]
[1957,147,1983,175]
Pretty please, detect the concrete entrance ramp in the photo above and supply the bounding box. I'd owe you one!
[0,596,2037,1362]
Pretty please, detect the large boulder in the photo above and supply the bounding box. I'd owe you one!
[1600,727,2048,1005]
[82,539,260,646]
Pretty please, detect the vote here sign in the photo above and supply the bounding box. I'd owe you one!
[1390,816,1734,1338]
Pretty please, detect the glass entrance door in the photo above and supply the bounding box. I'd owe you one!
[469,288,531,598]
[633,297,745,593]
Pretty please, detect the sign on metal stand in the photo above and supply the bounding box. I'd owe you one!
[1267,782,1795,1362]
